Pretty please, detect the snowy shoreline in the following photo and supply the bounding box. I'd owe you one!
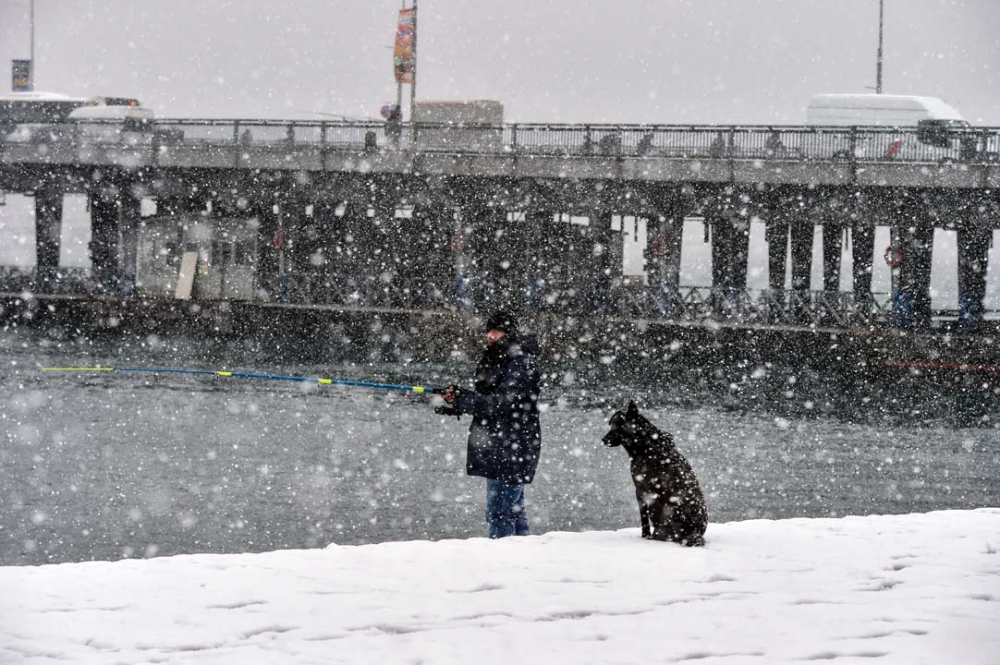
[3,509,999,664]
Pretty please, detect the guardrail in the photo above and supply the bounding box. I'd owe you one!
[2,265,986,331]
[3,119,1000,165]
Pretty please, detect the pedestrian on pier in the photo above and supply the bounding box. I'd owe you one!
[765,128,785,158]
[437,310,543,538]
[385,105,402,148]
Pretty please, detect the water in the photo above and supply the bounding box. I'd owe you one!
[2,332,998,566]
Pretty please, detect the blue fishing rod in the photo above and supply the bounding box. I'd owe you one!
[40,366,441,394]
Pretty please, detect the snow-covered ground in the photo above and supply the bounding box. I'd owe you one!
[3,509,998,664]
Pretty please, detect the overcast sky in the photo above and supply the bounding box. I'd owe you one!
[1,0,998,124]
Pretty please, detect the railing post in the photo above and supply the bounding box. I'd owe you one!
[233,121,241,145]
[320,122,328,168]
[848,126,857,162]
[511,123,518,153]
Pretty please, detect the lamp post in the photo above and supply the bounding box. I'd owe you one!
[875,0,884,94]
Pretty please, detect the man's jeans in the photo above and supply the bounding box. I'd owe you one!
[486,478,530,538]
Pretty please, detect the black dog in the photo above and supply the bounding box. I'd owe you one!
[603,401,708,546]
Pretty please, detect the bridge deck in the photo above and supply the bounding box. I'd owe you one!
[2,120,999,190]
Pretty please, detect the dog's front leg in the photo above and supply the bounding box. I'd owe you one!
[639,503,651,538]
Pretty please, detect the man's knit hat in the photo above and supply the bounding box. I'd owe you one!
[486,309,518,336]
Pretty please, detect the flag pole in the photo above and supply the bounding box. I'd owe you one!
[875,0,884,94]
[396,0,405,113]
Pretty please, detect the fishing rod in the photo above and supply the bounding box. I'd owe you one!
[39,366,441,394]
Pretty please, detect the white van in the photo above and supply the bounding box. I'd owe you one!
[804,94,978,162]
[806,94,966,127]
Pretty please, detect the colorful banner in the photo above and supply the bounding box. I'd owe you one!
[393,8,415,84]
[11,59,32,92]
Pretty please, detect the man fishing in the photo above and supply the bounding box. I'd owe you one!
[438,310,543,538]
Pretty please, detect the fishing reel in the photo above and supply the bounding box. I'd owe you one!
[433,405,462,420]
[434,385,462,420]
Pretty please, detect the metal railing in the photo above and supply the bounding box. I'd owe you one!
[3,265,983,331]
[3,118,999,165]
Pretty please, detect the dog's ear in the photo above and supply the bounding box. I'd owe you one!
[626,400,639,418]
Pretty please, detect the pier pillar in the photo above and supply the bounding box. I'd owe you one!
[402,205,452,308]
[899,225,934,329]
[34,185,63,285]
[341,202,373,304]
[893,198,933,330]
[789,216,813,293]
[821,222,843,293]
[307,201,341,304]
[765,216,789,292]
[119,192,141,295]
[545,213,574,312]
[590,211,617,311]
[465,203,509,313]
[89,189,121,292]
[647,209,684,315]
[282,197,311,294]
[370,196,401,306]
[253,199,281,299]
[708,210,749,310]
[957,214,991,332]
[564,217,594,312]
[524,209,554,311]
[850,219,875,308]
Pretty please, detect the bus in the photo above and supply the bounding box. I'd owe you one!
[0,91,90,133]
[1,93,153,144]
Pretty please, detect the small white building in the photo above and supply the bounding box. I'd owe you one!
[137,216,259,300]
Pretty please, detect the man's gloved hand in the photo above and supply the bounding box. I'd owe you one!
[434,385,462,420]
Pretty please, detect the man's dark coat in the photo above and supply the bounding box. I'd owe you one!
[454,335,542,484]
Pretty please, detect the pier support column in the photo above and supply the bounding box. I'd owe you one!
[34,185,63,286]
[307,201,341,304]
[402,205,452,308]
[254,199,281,299]
[120,191,141,296]
[708,210,749,314]
[821,222,843,293]
[280,196,310,299]
[370,196,401,306]
[341,202,373,305]
[899,225,934,329]
[524,209,554,311]
[851,219,875,310]
[647,210,684,315]
[957,214,991,332]
[789,217,813,293]
[590,211,616,311]
[465,203,507,313]
[765,216,789,292]
[892,198,933,330]
[89,189,120,293]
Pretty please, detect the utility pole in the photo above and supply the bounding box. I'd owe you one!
[410,0,418,121]
[875,0,884,94]
[29,0,35,89]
